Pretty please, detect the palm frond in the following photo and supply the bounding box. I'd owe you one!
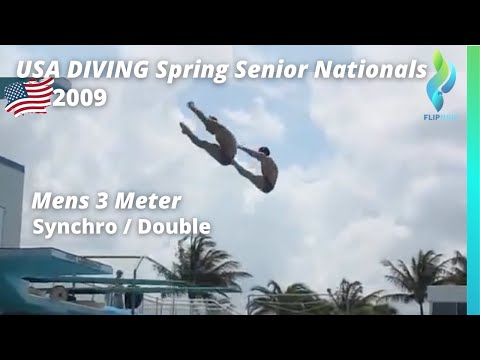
[380,293,413,304]
[250,285,273,294]
[157,233,250,299]
[267,280,283,294]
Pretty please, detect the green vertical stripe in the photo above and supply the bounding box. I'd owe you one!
[467,46,480,314]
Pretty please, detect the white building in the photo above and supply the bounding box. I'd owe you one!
[0,155,25,248]
[427,285,466,315]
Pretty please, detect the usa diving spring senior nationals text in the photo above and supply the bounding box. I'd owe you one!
[18,59,428,84]
[17,59,427,109]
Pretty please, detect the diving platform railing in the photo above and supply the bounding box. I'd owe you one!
[130,294,237,315]
[0,248,241,315]
[81,255,172,283]
[58,254,240,315]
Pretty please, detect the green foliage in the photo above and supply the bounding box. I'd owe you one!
[155,233,465,316]
[155,234,252,300]
[381,250,453,315]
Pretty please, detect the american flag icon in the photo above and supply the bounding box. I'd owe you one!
[4,78,54,117]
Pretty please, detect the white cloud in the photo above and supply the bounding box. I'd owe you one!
[352,45,465,72]
[272,45,465,313]
[222,97,285,142]
[232,45,298,100]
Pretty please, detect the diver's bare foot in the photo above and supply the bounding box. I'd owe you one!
[179,122,192,135]
[187,101,195,110]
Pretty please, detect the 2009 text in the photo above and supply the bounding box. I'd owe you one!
[52,89,107,107]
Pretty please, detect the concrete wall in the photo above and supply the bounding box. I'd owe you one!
[0,155,25,248]
[427,285,466,303]
[427,285,466,315]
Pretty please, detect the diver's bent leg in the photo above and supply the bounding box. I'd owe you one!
[181,124,230,165]
[184,131,208,149]
[232,161,255,179]
[189,137,227,165]
[187,103,210,127]
[232,161,266,190]
[180,122,205,148]
[202,143,232,166]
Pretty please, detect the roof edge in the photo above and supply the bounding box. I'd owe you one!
[0,155,25,173]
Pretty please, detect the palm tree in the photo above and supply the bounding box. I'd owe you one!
[248,281,333,315]
[366,303,398,315]
[213,296,237,315]
[381,250,450,315]
[444,251,466,285]
[155,234,252,302]
[327,278,391,315]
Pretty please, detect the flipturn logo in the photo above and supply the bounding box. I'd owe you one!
[424,49,458,121]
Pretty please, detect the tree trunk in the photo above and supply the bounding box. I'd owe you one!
[419,302,424,315]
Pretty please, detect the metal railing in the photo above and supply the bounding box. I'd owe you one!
[82,255,172,281]
[74,254,239,315]
[138,295,238,315]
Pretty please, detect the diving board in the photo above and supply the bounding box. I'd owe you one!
[25,276,187,286]
[0,247,113,277]
[36,285,242,295]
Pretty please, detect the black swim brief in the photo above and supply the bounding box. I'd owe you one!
[262,177,274,193]
[219,151,234,166]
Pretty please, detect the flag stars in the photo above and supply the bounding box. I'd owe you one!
[4,79,52,117]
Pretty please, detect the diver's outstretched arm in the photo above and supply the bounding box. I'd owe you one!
[238,146,265,161]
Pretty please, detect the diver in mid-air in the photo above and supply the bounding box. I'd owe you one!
[180,101,238,166]
[181,101,278,194]
[232,146,278,194]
